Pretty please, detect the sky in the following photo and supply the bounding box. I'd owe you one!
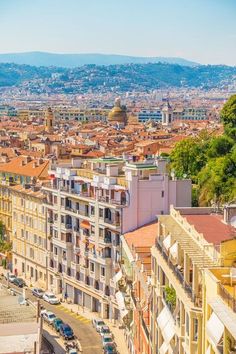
[0,0,235,65]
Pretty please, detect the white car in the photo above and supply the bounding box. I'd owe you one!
[102,335,114,348]
[42,311,56,324]
[92,318,106,332]
[5,273,16,283]
[100,325,112,338]
[42,292,60,305]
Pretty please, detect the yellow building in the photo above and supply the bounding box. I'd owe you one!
[151,206,236,354]
[203,240,236,354]
[12,185,47,289]
[0,184,12,241]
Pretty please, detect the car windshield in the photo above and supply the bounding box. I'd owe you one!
[102,328,110,333]
[104,338,112,342]
[49,314,56,319]
[37,289,43,293]
[48,294,56,299]
[98,321,105,326]
[65,329,72,334]
[56,319,62,324]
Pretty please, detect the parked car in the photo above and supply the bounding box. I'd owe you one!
[92,318,106,332]
[5,273,16,283]
[100,326,112,337]
[53,317,64,332]
[103,343,117,354]
[102,335,114,348]
[12,277,26,288]
[60,324,74,340]
[42,292,60,305]
[42,311,56,325]
[32,288,44,298]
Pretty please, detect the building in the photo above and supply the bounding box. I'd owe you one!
[182,107,208,121]
[11,185,47,288]
[45,107,54,133]
[119,222,157,354]
[108,98,127,125]
[162,102,173,126]
[150,206,236,354]
[42,157,191,319]
[0,286,42,354]
[138,109,162,123]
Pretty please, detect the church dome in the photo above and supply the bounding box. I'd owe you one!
[108,98,127,124]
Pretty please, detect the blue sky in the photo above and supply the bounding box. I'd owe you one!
[0,0,235,65]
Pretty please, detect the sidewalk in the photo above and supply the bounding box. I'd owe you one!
[59,300,129,354]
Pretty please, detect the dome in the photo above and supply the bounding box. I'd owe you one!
[108,98,127,124]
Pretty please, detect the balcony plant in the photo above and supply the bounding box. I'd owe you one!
[164,285,176,310]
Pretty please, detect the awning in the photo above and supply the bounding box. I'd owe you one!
[206,312,224,347]
[157,306,175,344]
[113,270,123,284]
[159,342,169,354]
[81,220,90,229]
[115,291,128,319]
[82,239,88,244]
[88,243,94,249]
[163,234,171,251]
[169,242,178,259]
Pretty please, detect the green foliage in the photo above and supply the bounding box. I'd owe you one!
[221,94,236,129]
[207,136,234,158]
[164,285,176,308]
[170,95,236,206]
[170,134,209,182]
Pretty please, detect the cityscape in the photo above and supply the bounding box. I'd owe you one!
[0,1,236,354]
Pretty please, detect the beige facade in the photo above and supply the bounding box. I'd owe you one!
[12,185,47,288]
[150,206,236,354]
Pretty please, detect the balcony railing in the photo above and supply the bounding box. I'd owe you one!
[219,283,236,313]
[156,239,197,305]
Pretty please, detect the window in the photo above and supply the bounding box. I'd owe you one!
[99,228,104,238]
[90,262,95,272]
[161,190,164,198]
[193,318,198,341]
[99,208,103,218]
[101,267,105,277]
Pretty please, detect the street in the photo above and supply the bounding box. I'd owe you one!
[0,276,103,354]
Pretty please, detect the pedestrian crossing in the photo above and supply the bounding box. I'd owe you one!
[55,304,91,324]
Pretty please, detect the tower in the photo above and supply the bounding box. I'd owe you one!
[45,107,54,133]
[161,101,173,126]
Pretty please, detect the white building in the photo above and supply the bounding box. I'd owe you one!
[43,157,191,319]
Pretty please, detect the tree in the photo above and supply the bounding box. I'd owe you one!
[207,136,234,158]
[170,136,209,181]
[221,94,236,129]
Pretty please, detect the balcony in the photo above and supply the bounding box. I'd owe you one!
[219,283,236,313]
[71,262,80,272]
[155,239,199,306]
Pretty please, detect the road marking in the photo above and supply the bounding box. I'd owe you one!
[55,304,91,324]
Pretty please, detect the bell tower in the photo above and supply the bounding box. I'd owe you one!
[161,101,173,126]
[45,107,54,133]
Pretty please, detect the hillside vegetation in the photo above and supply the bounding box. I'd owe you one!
[0,62,235,92]
[170,95,236,206]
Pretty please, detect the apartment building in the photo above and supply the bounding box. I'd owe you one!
[11,185,47,288]
[119,222,157,354]
[150,206,236,354]
[0,184,12,241]
[42,157,191,319]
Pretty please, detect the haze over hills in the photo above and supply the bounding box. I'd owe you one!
[0,51,199,68]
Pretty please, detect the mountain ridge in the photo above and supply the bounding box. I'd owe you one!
[0,51,199,68]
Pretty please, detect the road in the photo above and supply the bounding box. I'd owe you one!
[0,277,103,354]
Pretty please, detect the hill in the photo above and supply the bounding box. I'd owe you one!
[0,52,198,68]
[0,62,235,93]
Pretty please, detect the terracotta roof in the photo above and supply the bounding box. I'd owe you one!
[0,156,49,179]
[124,221,157,250]
[184,214,235,245]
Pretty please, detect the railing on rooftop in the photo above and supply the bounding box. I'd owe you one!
[219,283,236,313]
